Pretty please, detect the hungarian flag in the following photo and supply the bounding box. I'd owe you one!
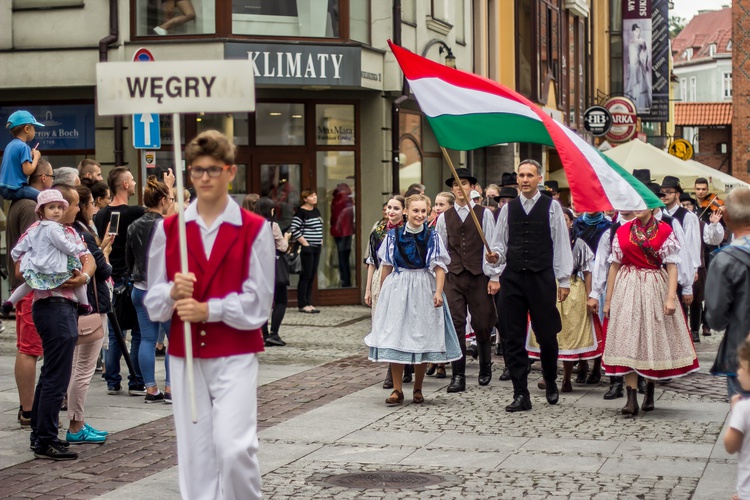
[389,42,662,212]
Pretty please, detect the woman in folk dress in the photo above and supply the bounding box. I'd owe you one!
[365,194,461,406]
[603,208,699,416]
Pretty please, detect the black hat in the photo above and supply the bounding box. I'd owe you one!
[493,186,518,202]
[445,168,478,188]
[540,189,553,198]
[680,192,697,205]
[500,172,518,187]
[545,180,559,193]
[647,182,666,199]
[661,175,684,194]
[633,169,654,184]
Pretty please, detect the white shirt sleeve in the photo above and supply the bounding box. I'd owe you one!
[703,222,725,246]
[550,201,574,288]
[589,228,611,299]
[670,219,694,295]
[493,204,509,265]
[481,208,501,281]
[435,213,448,253]
[609,234,623,264]
[430,232,451,273]
[682,211,702,269]
[144,221,175,323]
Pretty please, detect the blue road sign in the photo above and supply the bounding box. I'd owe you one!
[133,113,161,149]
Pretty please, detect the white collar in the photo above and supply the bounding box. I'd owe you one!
[184,197,242,232]
[520,190,541,204]
[455,201,476,211]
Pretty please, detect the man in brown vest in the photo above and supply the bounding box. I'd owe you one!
[435,168,501,392]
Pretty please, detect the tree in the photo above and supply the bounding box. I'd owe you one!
[670,16,686,38]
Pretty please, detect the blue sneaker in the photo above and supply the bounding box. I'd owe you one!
[83,423,108,436]
[66,427,106,444]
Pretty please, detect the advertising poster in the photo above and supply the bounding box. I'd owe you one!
[622,0,669,121]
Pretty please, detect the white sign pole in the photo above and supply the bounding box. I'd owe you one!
[172,112,197,424]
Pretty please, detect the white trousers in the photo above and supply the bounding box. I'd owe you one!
[171,354,261,500]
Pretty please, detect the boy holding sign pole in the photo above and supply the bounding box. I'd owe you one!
[144,130,274,499]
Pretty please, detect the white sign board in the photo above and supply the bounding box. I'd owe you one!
[96,60,255,115]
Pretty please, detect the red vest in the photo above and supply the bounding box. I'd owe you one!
[164,208,266,358]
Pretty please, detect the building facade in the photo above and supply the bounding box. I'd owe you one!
[0,0,475,305]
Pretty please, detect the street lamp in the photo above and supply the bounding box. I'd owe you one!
[421,39,456,68]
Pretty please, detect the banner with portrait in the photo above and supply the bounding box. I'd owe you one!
[622,0,668,121]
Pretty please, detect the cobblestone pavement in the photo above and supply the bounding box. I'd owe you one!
[0,307,738,499]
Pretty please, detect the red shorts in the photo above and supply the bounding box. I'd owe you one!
[16,293,42,357]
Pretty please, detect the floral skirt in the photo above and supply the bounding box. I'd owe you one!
[602,265,699,380]
[527,278,603,361]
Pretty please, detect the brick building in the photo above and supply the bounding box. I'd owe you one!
[675,103,732,172]
[733,2,750,183]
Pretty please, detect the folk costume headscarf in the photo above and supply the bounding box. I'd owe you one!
[629,215,661,267]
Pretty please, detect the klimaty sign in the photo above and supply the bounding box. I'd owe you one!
[96,60,255,115]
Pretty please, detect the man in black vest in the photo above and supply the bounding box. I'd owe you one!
[435,168,501,393]
[494,160,573,412]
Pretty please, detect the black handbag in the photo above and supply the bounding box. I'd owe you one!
[286,245,302,274]
[275,250,290,285]
[113,281,137,331]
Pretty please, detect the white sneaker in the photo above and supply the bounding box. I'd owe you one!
[153,27,168,36]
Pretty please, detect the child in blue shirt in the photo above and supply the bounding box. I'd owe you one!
[0,110,44,202]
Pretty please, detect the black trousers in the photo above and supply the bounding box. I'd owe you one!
[30,299,79,447]
[500,267,561,398]
[264,284,288,336]
[445,270,498,375]
[297,245,321,308]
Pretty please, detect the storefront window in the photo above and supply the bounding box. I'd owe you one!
[256,103,305,146]
[134,0,215,36]
[260,163,302,232]
[316,104,355,146]
[316,151,356,289]
[196,113,250,145]
[233,0,340,37]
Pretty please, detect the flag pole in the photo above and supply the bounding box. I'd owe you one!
[440,146,492,253]
[172,112,198,424]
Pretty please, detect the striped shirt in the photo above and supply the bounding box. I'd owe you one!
[290,207,323,246]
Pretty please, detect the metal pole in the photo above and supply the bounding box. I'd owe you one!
[172,112,197,424]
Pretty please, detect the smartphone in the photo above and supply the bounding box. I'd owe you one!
[108,212,120,235]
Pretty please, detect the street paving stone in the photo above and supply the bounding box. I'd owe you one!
[0,307,739,498]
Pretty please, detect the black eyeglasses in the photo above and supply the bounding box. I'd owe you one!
[189,165,229,179]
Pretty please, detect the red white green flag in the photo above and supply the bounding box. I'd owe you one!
[389,41,662,211]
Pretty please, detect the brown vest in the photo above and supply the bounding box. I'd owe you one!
[444,204,486,275]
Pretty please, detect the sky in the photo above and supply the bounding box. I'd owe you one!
[671,0,731,21]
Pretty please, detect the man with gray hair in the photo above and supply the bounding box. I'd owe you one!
[706,187,750,399]
[54,167,80,187]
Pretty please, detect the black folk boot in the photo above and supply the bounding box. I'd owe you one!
[478,341,493,386]
[603,377,624,400]
[621,387,639,416]
[641,381,655,412]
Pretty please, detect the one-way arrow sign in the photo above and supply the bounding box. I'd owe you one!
[133,112,161,149]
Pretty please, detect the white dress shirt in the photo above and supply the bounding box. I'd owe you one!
[703,221,725,246]
[665,204,701,269]
[145,197,275,330]
[434,201,501,281]
[493,190,574,288]
[655,210,694,295]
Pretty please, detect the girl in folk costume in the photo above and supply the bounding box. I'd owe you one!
[364,195,406,389]
[365,194,462,406]
[426,191,454,379]
[527,209,604,392]
[603,208,699,417]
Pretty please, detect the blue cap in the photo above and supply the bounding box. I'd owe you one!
[7,110,44,128]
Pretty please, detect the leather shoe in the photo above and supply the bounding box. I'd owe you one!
[603,381,624,400]
[498,368,511,381]
[691,331,700,343]
[425,364,437,376]
[446,374,466,393]
[265,334,286,347]
[545,381,559,405]
[637,376,647,395]
[505,394,532,412]
[466,344,478,360]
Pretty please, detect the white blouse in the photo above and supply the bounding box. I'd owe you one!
[12,220,88,274]
[377,226,451,273]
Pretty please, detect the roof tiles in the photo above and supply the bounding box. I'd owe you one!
[675,102,733,126]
